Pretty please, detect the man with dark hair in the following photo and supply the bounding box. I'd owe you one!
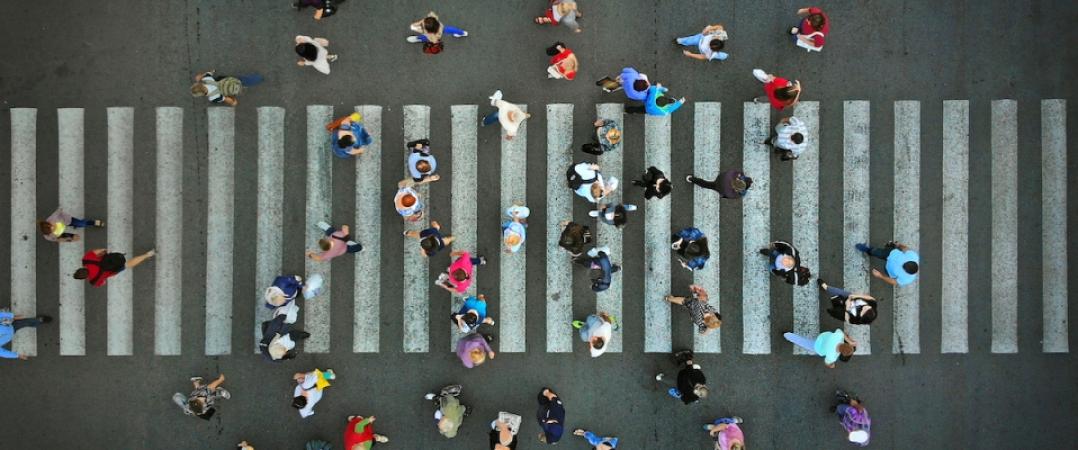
[765,116,809,161]
[655,350,709,405]
[676,23,729,62]
[618,67,650,102]
[452,295,495,334]
[74,248,154,287]
[856,241,920,287]
[404,220,454,257]
[536,387,566,444]
[631,166,672,200]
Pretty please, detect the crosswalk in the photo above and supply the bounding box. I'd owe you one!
[4,100,1069,357]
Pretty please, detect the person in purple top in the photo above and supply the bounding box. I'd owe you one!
[685,169,753,199]
[456,332,495,368]
[833,389,871,446]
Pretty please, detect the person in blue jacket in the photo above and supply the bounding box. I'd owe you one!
[264,275,304,309]
[575,246,621,292]
[330,113,372,158]
[0,311,51,360]
[618,67,650,101]
[672,227,710,271]
[643,84,686,116]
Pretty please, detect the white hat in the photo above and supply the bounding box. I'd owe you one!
[848,430,869,444]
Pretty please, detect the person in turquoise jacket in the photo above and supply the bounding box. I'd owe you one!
[644,84,686,116]
[783,328,858,368]
[0,311,51,360]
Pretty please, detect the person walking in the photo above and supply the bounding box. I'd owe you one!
[436,250,486,294]
[456,332,495,368]
[706,416,746,450]
[572,428,619,449]
[74,248,154,287]
[568,162,619,204]
[686,169,752,199]
[626,83,686,116]
[327,112,372,158]
[581,119,622,155]
[617,66,650,102]
[665,284,721,336]
[575,246,621,292]
[790,6,830,52]
[671,227,710,271]
[452,295,495,334]
[536,387,565,444]
[760,240,812,286]
[292,0,341,20]
[573,312,615,357]
[39,207,103,242]
[344,415,390,449]
[765,116,809,161]
[237,441,255,450]
[406,139,439,182]
[546,42,578,80]
[292,369,335,418]
[394,177,437,222]
[306,221,362,262]
[751,69,801,110]
[558,221,593,259]
[408,11,469,54]
[502,203,530,253]
[489,415,520,450]
[424,384,468,439]
[833,389,871,446]
[259,314,311,361]
[190,70,262,106]
[263,274,304,309]
[0,311,51,360]
[855,241,920,287]
[655,350,709,405]
[589,203,637,228]
[818,279,881,325]
[534,0,582,32]
[172,374,230,420]
[631,166,672,200]
[404,220,454,257]
[676,23,729,62]
[482,90,530,140]
[295,35,338,75]
[783,328,858,368]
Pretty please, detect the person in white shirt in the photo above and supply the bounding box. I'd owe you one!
[765,116,809,161]
[570,162,619,204]
[481,90,530,140]
[294,35,338,75]
[573,313,615,357]
[292,369,335,418]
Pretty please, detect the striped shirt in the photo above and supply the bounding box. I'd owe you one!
[773,116,808,156]
[683,294,717,333]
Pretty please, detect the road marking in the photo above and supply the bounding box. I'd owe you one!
[354,105,383,353]
[792,102,820,355]
[596,103,624,353]
[106,108,134,356]
[1042,99,1068,353]
[941,100,969,353]
[741,102,770,355]
[893,101,921,354]
[843,101,872,355]
[305,105,333,353]
[403,105,431,353]
[644,114,672,353]
[450,105,479,351]
[991,100,1018,354]
[154,107,184,356]
[10,109,36,356]
[500,104,528,353]
[254,107,284,353]
[545,104,574,353]
[692,102,721,353]
[205,108,235,355]
[58,108,85,356]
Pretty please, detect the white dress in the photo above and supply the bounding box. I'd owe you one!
[296,35,331,75]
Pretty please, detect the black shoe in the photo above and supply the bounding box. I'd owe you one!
[296,331,312,339]
[835,389,851,403]
[758,248,771,257]
[38,315,53,324]
[816,278,826,288]
[611,264,621,274]
[631,180,645,187]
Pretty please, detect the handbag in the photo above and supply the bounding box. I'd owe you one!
[423,41,444,54]
[795,31,824,52]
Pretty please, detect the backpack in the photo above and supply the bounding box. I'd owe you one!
[99,253,127,272]
[566,165,597,190]
[786,266,812,286]
[423,41,444,54]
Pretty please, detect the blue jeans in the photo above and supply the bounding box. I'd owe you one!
[835,403,853,418]
[481,110,500,126]
[236,73,264,87]
[712,417,738,425]
[783,332,817,354]
[825,285,851,298]
[676,33,705,47]
[417,25,466,41]
[68,217,96,228]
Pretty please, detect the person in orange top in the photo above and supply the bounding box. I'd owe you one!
[344,415,389,449]
[546,42,578,80]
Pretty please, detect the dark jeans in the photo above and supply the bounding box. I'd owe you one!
[12,317,42,331]
[68,217,96,228]
[865,243,895,260]
[482,110,500,126]
[625,104,646,114]
[688,175,720,191]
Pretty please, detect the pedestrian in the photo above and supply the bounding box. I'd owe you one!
[74,248,154,287]
[237,441,255,450]
[572,428,619,449]
[705,416,745,450]
[489,414,521,450]
[572,312,615,357]
[456,332,496,368]
[686,169,752,199]
[0,311,51,360]
[546,42,578,80]
[326,112,372,158]
[575,246,621,292]
[482,90,530,140]
[306,221,362,262]
[626,83,686,116]
[581,118,622,155]
[855,241,920,287]
[172,374,230,420]
[833,389,871,446]
[759,240,812,286]
[818,279,881,325]
[436,250,486,294]
[589,203,637,228]
[790,7,830,52]
[39,207,103,242]
[567,162,619,204]
[676,23,729,62]
[406,139,440,182]
[783,328,858,368]
[615,66,650,102]
[558,221,593,259]
[295,35,338,75]
[751,69,801,110]
[344,415,390,449]
[305,440,332,450]
[765,116,809,161]
[292,0,340,21]
[292,368,335,418]
[631,166,672,200]
[424,384,467,439]
[671,227,710,271]
[404,220,454,257]
[502,203,530,253]
[394,178,436,222]
[452,295,495,334]
[655,350,709,405]
[263,274,304,309]
[190,70,262,106]
[534,0,582,33]
[536,387,565,444]
[665,284,722,336]
[259,314,311,361]
[408,11,469,54]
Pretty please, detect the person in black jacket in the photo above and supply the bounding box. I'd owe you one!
[259,315,311,361]
[759,240,812,286]
[654,350,708,404]
[558,220,593,259]
[817,279,880,325]
[631,166,671,200]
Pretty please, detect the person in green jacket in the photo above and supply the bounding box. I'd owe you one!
[425,385,468,438]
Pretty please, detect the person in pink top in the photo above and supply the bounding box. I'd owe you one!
[435,250,486,294]
[306,221,362,262]
[789,6,830,52]
[706,416,745,450]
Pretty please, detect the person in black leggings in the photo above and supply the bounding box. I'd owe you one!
[685,169,752,199]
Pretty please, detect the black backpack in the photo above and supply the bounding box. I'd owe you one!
[566,165,597,190]
[99,253,127,272]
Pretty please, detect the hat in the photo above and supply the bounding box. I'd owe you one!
[848,430,869,444]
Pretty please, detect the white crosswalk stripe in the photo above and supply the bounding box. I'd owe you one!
[595,103,624,353]
[4,101,1068,357]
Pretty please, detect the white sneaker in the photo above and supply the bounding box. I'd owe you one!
[588,210,600,218]
[316,220,331,230]
[655,373,664,381]
[752,69,769,83]
[424,393,436,400]
[406,36,422,43]
[489,90,503,106]
[454,31,468,37]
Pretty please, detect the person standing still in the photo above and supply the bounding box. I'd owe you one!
[0,311,51,360]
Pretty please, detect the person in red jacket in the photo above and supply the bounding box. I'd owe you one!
[751,69,801,110]
[73,248,155,287]
[790,6,830,52]
[344,415,389,449]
